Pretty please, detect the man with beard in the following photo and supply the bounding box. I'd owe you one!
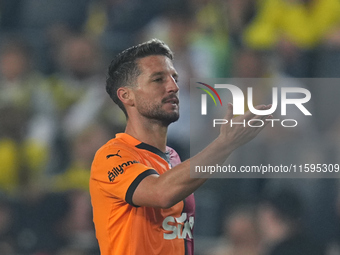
[90,39,271,255]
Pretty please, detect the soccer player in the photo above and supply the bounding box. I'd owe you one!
[90,39,271,255]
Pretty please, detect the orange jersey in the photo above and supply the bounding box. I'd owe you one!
[90,133,195,255]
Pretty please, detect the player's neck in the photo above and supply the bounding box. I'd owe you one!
[125,117,168,152]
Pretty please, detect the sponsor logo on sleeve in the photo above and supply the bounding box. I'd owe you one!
[107,160,139,182]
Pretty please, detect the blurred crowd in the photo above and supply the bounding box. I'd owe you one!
[0,0,340,254]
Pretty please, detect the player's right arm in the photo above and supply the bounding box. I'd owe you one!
[132,103,272,208]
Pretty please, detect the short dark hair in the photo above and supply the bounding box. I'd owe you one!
[106,39,174,117]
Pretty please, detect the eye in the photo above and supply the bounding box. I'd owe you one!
[153,77,164,83]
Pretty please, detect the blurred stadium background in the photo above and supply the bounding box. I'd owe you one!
[0,0,340,254]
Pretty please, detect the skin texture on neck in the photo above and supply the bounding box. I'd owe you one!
[125,116,168,152]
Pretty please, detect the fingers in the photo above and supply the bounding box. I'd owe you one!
[243,104,272,121]
[224,103,273,125]
[252,104,273,121]
[219,103,273,150]
[224,103,234,121]
[252,121,270,136]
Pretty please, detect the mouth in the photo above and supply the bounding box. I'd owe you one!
[163,96,179,105]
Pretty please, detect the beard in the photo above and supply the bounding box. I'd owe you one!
[136,96,179,127]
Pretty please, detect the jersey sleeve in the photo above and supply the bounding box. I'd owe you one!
[90,146,159,206]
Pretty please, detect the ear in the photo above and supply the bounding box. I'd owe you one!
[117,87,134,107]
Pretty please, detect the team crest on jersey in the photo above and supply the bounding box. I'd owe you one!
[108,160,139,182]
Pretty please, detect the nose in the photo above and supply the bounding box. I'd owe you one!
[167,75,179,94]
